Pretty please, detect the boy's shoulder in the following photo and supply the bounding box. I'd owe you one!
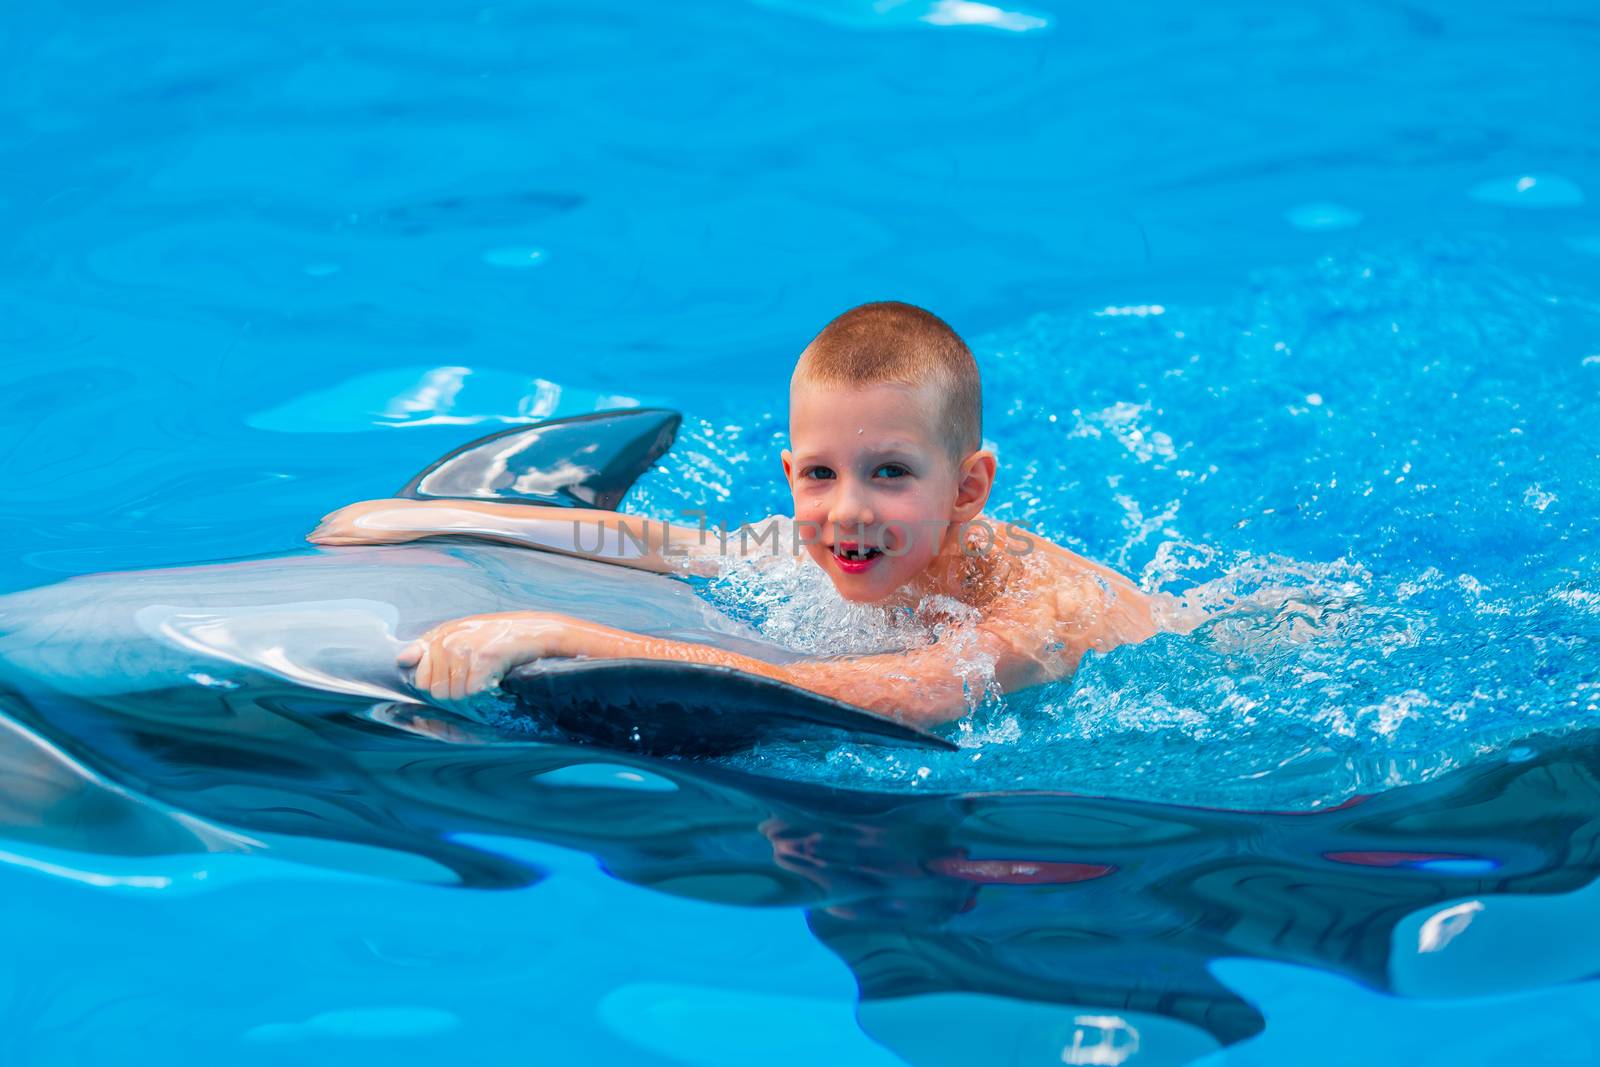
[975,521,1157,646]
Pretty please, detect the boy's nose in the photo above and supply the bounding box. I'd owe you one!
[829,483,875,533]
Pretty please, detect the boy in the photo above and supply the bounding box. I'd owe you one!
[309,302,1158,727]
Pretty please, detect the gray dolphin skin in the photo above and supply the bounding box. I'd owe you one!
[396,406,684,508]
[0,409,952,755]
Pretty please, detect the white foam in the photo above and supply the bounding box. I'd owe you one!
[749,0,1048,33]
[247,366,646,433]
[1468,173,1585,207]
[481,245,547,268]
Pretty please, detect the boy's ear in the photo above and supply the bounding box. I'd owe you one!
[952,449,996,523]
[780,448,795,486]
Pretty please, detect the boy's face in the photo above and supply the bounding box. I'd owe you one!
[782,380,990,603]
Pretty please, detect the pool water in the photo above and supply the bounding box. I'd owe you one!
[2,0,1598,1063]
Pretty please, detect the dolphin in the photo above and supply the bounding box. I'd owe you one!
[0,409,951,756]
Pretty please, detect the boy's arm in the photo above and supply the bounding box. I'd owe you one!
[780,623,1057,726]
[400,609,1071,729]
[307,498,731,576]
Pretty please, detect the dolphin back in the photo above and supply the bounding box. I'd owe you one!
[0,409,938,758]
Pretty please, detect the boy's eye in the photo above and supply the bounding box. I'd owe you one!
[874,463,910,479]
[802,466,835,480]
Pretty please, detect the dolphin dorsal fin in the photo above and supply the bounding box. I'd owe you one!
[396,408,681,510]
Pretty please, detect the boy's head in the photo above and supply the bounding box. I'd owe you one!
[782,301,996,603]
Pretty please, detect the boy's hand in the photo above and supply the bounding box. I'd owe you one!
[308,499,430,546]
[398,611,601,706]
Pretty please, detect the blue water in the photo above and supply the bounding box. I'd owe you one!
[3,0,1599,1063]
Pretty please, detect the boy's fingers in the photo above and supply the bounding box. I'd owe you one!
[448,652,469,703]
[467,658,495,696]
[396,642,422,669]
[429,648,455,703]
[411,646,433,692]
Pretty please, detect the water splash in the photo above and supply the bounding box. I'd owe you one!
[628,242,1600,807]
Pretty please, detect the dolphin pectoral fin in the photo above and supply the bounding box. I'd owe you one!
[500,658,958,757]
[397,408,681,509]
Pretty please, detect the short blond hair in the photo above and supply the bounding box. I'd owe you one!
[793,301,981,460]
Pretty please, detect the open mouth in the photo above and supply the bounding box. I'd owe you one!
[830,543,884,572]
